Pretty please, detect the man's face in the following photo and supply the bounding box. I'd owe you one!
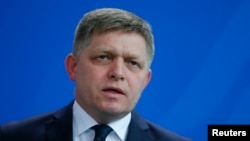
[66,30,151,123]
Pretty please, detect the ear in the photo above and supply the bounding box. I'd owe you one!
[143,69,152,88]
[65,53,77,82]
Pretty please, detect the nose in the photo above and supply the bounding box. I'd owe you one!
[108,59,125,81]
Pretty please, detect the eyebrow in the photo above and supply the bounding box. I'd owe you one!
[93,45,146,61]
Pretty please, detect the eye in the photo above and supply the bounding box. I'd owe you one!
[129,60,140,68]
[92,53,113,65]
[97,55,109,60]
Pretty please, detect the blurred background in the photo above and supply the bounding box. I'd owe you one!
[0,0,250,140]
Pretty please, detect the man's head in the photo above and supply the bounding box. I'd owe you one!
[73,8,154,66]
[65,8,154,123]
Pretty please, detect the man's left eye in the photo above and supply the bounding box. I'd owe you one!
[98,55,108,60]
[130,61,140,67]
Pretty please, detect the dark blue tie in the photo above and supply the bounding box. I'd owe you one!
[92,124,113,141]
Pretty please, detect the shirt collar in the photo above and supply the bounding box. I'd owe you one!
[73,100,98,137]
[73,100,131,140]
[108,111,131,140]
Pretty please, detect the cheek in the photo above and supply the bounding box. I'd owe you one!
[76,64,107,90]
[134,74,149,90]
[128,74,150,102]
[128,77,146,99]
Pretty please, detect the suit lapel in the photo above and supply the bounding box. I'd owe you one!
[45,101,73,141]
[126,111,155,141]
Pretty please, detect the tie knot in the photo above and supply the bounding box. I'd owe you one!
[92,124,113,141]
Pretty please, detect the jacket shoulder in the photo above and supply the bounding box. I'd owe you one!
[130,111,192,141]
[0,111,55,140]
[146,121,192,141]
[0,101,73,141]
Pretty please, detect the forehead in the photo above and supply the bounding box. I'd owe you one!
[89,31,148,57]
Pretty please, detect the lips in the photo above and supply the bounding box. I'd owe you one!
[102,87,125,95]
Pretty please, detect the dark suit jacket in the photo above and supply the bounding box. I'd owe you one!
[0,101,191,141]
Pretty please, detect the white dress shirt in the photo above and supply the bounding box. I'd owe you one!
[73,100,131,141]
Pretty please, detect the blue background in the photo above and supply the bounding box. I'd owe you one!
[1,0,250,141]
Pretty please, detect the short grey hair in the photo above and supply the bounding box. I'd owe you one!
[73,8,155,66]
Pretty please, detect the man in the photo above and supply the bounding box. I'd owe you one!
[0,8,191,141]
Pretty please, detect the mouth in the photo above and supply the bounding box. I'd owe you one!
[102,87,125,95]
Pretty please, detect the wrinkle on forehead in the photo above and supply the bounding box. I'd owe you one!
[93,31,147,53]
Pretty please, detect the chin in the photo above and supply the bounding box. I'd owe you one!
[99,101,131,114]
[102,106,128,116]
